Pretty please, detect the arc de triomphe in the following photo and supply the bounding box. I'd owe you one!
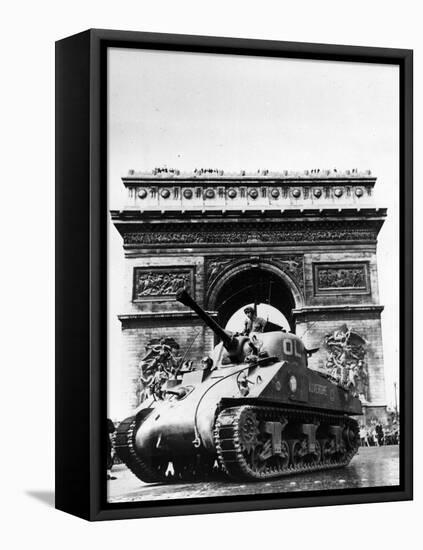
[111,168,387,423]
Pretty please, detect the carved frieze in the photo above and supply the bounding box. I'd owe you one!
[314,262,369,295]
[133,267,194,301]
[124,222,378,246]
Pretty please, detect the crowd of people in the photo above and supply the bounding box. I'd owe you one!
[359,421,399,447]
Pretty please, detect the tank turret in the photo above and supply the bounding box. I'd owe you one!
[176,289,251,363]
[176,289,309,367]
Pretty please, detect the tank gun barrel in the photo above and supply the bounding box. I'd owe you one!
[176,290,235,350]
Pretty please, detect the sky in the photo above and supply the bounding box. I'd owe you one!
[226,304,290,333]
[108,47,399,417]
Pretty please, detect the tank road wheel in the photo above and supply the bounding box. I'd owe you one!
[307,440,322,466]
[249,447,266,475]
[215,406,293,480]
[239,410,290,477]
[279,440,290,470]
[246,437,290,476]
[319,438,333,463]
[289,439,308,467]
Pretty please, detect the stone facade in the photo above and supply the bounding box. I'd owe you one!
[111,169,387,422]
[119,315,214,412]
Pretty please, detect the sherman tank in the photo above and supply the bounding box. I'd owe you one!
[115,290,362,482]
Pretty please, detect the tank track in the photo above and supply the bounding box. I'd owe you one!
[214,405,359,481]
[115,406,359,484]
[114,416,167,483]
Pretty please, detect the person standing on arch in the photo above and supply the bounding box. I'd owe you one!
[242,305,266,335]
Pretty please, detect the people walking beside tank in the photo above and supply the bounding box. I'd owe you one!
[375,423,384,446]
[359,425,369,447]
[107,418,117,480]
[370,426,379,446]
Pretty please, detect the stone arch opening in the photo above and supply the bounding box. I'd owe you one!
[207,262,301,332]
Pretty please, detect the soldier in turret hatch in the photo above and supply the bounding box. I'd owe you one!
[242,306,266,335]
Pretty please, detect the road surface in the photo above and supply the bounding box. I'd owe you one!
[107,445,399,503]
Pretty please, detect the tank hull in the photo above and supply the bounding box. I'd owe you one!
[115,356,362,482]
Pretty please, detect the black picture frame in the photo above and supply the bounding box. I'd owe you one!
[55,28,413,521]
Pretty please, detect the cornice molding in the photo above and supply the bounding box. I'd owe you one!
[111,207,387,222]
[293,304,384,320]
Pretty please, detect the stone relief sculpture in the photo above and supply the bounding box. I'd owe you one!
[317,266,366,289]
[134,269,191,298]
[136,337,183,403]
[323,324,369,402]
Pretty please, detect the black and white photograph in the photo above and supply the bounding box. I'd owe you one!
[2,0,420,544]
[106,46,401,505]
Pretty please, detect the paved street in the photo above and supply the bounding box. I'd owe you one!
[107,445,399,503]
